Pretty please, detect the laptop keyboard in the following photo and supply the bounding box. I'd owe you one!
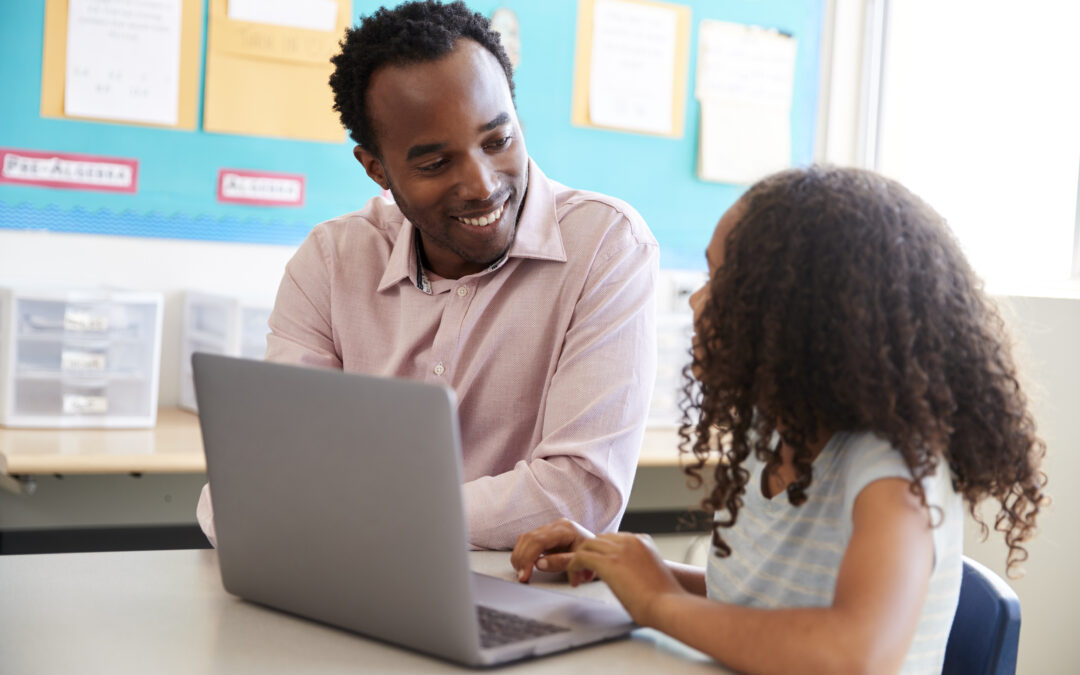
[476,605,569,648]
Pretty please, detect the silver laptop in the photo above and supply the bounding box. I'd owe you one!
[192,353,634,667]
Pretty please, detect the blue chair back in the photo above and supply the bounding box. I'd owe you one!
[942,556,1021,675]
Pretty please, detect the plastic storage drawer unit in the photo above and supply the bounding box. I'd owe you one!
[179,290,271,412]
[0,286,163,428]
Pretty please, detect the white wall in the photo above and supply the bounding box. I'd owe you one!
[0,229,296,406]
[964,294,1080,674]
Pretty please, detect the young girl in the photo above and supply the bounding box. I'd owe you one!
[510,166,1047,674]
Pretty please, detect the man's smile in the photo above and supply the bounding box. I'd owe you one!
[453,199,507,228]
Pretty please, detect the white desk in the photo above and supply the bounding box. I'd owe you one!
[0,549,724,674]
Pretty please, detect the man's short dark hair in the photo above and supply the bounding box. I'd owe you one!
[329,0,516,154]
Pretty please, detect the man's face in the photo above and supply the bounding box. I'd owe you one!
[356,39,528,279]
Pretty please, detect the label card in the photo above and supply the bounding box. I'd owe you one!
[0,148,138,193]
[61,350,108,371]
[217,169,305,207]
[64,309,111,333]
[62,394,109,414]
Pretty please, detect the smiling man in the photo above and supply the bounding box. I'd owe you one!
[196,0,658,549]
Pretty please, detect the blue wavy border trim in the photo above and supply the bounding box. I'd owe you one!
[0,201,311,246]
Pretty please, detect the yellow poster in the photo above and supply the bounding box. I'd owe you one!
[203,0,352,143]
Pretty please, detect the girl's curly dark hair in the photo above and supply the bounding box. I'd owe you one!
[679,165,1047,576]
[329,1,515,154]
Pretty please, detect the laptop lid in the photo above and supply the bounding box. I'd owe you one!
[194,353,483,664]
[193,353,634,667]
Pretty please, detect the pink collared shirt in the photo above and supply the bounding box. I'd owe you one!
[198,161,657,549]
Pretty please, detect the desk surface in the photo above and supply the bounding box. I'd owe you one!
[0,407,205,475]
[0,409,690,475]
[0,549,721,674]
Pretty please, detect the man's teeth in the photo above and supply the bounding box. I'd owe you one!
[456,204,504,227]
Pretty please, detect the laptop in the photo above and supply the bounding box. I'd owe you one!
[192,353,635,667]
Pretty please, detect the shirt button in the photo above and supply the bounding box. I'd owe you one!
[456,286,468,297]
[433,362,445,376]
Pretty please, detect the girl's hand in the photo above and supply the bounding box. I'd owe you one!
[568,532,687,626]
[511,518,596,583]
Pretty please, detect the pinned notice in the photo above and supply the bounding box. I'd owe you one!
[571,0,690,138]
[64,0,184,126]
[695,20,797,185]
[217,169,305,207]
[227,0,338,32]
[589,0,678,134]
[0,148,138,193]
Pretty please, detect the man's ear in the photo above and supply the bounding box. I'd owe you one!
[354,145,390,190]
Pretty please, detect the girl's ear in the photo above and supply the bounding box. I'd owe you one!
[353,145,390,191]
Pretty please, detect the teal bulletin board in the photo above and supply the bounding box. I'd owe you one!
[0,0,824,270]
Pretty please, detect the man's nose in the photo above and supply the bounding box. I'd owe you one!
[456,154,498,201]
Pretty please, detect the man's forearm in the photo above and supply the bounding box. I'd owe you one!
[462,456,629,549]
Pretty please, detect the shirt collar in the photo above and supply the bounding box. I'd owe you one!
[377,159,566,294]
[503,160,567,264]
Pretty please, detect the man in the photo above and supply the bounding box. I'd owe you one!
[197,0,657,549]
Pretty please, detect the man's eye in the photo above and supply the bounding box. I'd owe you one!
[417,159,447,173]
[486,136,512,150]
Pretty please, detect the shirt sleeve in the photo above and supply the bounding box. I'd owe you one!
[264,225,342,369]
[461,216,659,548]
[840,433,915,518]
[840,432,957,573]
[196,482,217,547]
[194,226,342,545]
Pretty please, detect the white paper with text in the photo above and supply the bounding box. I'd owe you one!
[64,0,183,125]
[588,0,679,135]
[696,20,797,184]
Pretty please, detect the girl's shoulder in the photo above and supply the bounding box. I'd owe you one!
[830,431,903,477]
[830,431,958,517]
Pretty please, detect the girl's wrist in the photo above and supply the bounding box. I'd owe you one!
[640,588,686,630]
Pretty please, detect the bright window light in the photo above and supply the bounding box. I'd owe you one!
[876,0,1080,292]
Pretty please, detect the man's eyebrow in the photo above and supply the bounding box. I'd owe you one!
[404,114,511,160]
[405,142,447,161]
[480,112,511,132]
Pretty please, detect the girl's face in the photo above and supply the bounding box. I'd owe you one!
[689,201,745,353]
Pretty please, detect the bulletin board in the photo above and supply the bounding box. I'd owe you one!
[0,0,824,269]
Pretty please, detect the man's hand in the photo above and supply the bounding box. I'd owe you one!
[510,518,596,584]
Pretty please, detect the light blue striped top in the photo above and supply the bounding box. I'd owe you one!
[705,431,963,674]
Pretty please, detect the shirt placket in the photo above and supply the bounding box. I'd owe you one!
[427,279,477,384]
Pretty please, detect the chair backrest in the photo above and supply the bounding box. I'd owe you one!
[942,556,1021,675]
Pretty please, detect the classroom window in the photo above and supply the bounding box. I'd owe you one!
[873,0,1080,292]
